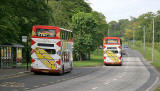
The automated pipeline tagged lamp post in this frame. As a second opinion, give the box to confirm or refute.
[133,30,135,48]
[108,28,109,37]
[22,36,29,70]
[143,26,146,55]
[143,16,148,56]
[152,18,155,63]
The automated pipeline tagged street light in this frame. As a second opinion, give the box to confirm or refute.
[133,30,135,48]
[143,16,148,55]
[108,28,109,37]
[143,26,146,55]
[152,18,155,63]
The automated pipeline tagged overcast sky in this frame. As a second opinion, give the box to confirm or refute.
[86,0,160,22]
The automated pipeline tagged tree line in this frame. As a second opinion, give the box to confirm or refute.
[108,11,160,44]
[0,0,109,61]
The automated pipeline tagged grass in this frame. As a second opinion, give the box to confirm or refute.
[73,49,104,67]
[12,63,31,68]
[133,43,160,70]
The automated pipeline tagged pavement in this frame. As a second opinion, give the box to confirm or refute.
[0,67,30,80]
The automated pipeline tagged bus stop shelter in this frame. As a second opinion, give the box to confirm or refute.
[0,43,24,68]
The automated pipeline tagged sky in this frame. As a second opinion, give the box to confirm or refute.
[86,0,160,22]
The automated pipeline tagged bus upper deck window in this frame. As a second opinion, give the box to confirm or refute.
[44,49,56,54]
[36,29,56,37]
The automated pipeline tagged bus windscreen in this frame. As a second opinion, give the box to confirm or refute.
[106,39,118,44]
[36,29,56,37]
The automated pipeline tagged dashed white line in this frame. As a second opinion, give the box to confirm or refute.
[104,82,110,85]
[118,76,122,78]
[92,87,98,90]
[113,78,117,81]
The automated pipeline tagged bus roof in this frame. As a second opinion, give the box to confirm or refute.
[60,28,72,32]
[104,37,121,40]
[33,25,72,32]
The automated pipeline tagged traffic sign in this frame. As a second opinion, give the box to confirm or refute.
[22,36,27,42]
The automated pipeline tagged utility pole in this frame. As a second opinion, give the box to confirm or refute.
[108,28,109,37]
[26,36,29,70]
[152,18,155,63]
[143,26,145,55]
[133,30,135,48]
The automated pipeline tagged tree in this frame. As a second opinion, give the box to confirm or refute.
[0,0,53,44]
[124,29,133,40]
[48,0,92,29]
[72,12,97,61]
[91,11,108,47]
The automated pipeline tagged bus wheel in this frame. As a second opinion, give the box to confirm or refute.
[60,65,64,75]
[119,63,122,66]
[69,63,73,72]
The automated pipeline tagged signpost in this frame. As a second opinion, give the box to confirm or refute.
[22,36,27,43]
[22,36,29,70]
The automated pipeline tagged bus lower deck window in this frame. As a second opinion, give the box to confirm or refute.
[111,50,118,54]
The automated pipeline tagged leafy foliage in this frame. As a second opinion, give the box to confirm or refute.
[0,0,53,44]
[91,11,108,46]
[124,29,133,40]
[48,0,92,29]
[72,12,97,61]
[0,0,109,62]
[108,10,160,43]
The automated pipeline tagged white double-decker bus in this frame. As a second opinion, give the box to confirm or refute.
[31,25,73,74]
[103,37,122,65]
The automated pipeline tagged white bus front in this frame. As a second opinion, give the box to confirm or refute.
[104,45,122,65]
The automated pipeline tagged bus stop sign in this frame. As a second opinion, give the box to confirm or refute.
[22,36,27,43]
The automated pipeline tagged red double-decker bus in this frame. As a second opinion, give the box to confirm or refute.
[103,37,122,65]
[31,25,73,74]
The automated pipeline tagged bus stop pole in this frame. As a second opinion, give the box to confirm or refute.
[26,36,29,70]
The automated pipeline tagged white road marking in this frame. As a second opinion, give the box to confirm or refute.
[113,78,117,81]
[92,87,98,90]
[104,82,110,85]
[118,76,122,78]
[146,77,159,91]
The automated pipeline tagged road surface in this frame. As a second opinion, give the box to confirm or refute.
[0,49,159,91]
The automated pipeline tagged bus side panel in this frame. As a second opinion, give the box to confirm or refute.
[61,40,73,72]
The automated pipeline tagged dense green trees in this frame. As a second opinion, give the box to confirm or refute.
[0,0,52,44]
[48,0,92,29]
[0,0,108,61]
[108,10,160,43]
[92,11,108,47]
[72,12,97,61]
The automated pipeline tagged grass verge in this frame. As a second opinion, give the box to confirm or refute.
[133,46,160,70]
[73,49,104,67]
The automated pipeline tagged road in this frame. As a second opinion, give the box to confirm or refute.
[0,49,159,91]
